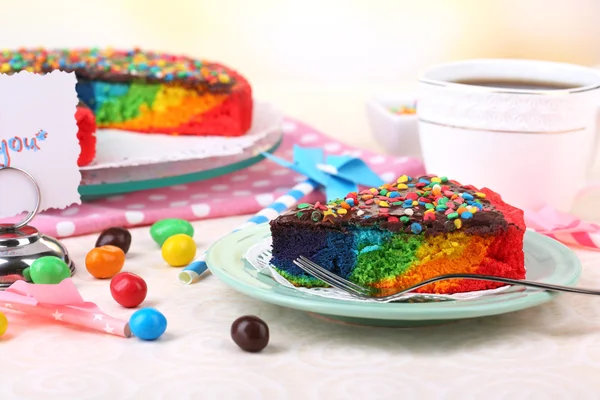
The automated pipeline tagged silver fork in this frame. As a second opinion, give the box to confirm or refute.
[293,255,600,302]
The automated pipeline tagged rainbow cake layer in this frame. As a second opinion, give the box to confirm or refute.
[0,48,252,137]
[269,175,526,294]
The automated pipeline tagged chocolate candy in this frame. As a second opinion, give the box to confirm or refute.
[85,245,125,279]
[29,256,71,284]
[96,227,132,254]
[231,315,269,352]
[22,267,31,281]
[129,308,167,341]
[110,272,148,308]
[0,311,7,337]
[150,218,194,246]
[161,234,196,267]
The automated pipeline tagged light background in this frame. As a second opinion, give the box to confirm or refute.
[1,0,600,150]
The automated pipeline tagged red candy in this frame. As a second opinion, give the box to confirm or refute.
[110,272,148,308]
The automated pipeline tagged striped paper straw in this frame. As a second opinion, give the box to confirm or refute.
[178,179,319,284]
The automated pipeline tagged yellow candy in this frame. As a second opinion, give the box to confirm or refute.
[0,311,7,337]
[379,201,390,207]
[323,210,335,218]
[218,74,231,84]
[397,184,408,190]
[337,208,347,215]
[475,192,486,198]
[412,201,419,206]
[161,234,197,267]
[0,63,10,73]
[431,177,442,183]
[454,219,462,229]
[397,175,408,183]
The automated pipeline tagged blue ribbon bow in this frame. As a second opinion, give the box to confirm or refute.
[263,145,384,201]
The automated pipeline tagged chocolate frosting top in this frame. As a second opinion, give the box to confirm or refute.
[272,174,509,236]
[0,48,236,93]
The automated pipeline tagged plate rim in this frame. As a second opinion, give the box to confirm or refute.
[206,224,582,321]
[78,138,282,199]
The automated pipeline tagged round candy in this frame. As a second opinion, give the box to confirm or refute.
[85,245,125,279]
[29,256,71,284]
[150,218,194,246]
[230,315,269,352]
[0,311,7,336]
[110,272,147,308]
[129,308,167,340]
[22,267,31,281]
[95,227,132,254]
[161,234,196,267]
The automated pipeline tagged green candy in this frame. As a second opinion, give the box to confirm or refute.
[30,256,70,284]
[22,267,31,281]
[150,218,194,246]
[447,212,459,220]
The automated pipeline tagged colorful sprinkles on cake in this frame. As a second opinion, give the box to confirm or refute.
[289,174,491,235]
[0,48,235,88]
[0,48,252,137]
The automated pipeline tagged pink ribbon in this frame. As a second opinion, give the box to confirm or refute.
[525,205,600,250]
[0,278,131,337]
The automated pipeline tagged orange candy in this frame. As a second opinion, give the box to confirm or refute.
[85,245,125,279]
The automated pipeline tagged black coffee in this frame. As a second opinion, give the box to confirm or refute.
[453,78,578,91]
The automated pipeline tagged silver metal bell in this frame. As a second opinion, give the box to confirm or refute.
[0,166,75,288]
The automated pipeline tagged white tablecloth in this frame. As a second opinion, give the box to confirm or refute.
[2,213,600,399]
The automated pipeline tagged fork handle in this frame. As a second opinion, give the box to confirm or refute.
[399,274,596,296]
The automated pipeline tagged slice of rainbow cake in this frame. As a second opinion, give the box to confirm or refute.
[269,175,526,294]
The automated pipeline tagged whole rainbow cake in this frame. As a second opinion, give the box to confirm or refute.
[0,48,253,165]
[269,174,526,294]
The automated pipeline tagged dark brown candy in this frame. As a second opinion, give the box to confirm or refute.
[230,315,269,353]
[95,227,132,254]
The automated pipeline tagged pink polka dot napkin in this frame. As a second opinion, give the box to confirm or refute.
[1,118,425,238]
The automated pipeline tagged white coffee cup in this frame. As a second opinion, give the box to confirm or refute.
[417,59,600,212]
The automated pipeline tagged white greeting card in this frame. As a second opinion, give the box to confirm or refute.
[0,71,81,218]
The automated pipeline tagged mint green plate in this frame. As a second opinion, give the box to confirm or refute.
[205,224,582,327]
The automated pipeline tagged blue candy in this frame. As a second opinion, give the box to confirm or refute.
[411,223,423,234]
[129,308,167,341]
[389,192,400,199]
[462,211,473,219]
[418,178,431,184]
[472,202,483,210]
[345,198,355,207]
[462,193,474,201]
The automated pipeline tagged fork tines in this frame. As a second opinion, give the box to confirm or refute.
[293,256,370,296]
